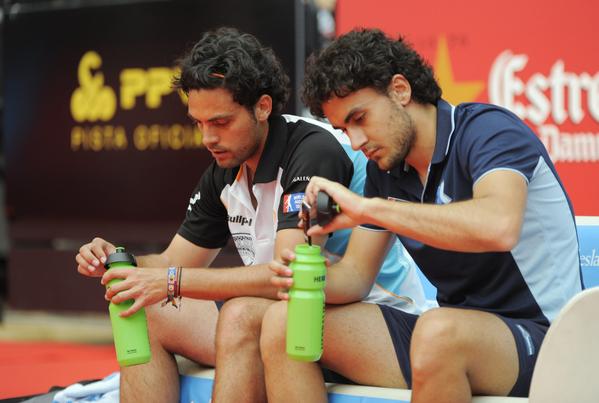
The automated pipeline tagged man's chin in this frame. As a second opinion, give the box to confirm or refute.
[213,157,240,169]
[375,158,392,171]
[376,157,402,172]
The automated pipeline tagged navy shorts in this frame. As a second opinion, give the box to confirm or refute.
[378,305,548,397]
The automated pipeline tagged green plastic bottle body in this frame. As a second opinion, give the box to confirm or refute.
[286,244,326,361]
[106,254,151,367]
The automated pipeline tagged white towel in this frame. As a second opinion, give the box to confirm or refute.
[52,372,119,403]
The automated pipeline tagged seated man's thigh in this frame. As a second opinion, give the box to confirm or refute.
[412,308,545,397]
[146,299,220,365]
[321,302,410,389]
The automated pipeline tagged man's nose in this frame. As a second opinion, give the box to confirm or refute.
[201,127,219,147]
[347,128,368,151]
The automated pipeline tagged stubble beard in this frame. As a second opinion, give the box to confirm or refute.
[214,120,263,169]
[378,103,416,171]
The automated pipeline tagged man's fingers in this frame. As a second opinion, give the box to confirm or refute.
[119,299,142,318]
[101,268,131,285]
[89,244,108,267]
[109,288,135,305]
[279,248,295,263]
[76,255,104,277]
[77,265,100,277]
[270,263,293,278]
[271,275,293,288]
[78,246,98,268]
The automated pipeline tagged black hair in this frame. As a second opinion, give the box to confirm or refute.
[302,28,441,117]
[173,27,290,114]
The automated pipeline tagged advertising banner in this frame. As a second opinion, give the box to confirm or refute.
[4,0,296,221]
[337,0,598,216]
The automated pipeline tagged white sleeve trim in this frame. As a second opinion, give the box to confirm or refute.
[358,224,389,232]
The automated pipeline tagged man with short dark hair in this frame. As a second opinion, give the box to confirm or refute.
[75,27,426,402]
[263,28,582,402]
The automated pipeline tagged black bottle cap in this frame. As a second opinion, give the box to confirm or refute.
[316,191,338,227]
[104,247,137,269]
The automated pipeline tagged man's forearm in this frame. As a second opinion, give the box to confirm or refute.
[136,253,171,267]
[177,263,278,301]
[324,259,377,304]
[364,197,518,252]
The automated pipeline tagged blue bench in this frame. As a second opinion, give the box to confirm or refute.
[577,216,599,289]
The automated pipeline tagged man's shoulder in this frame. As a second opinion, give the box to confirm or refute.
[276,114,350,159]
[452,102,538,151]
[454,102,529,133]
[280,114,350,146]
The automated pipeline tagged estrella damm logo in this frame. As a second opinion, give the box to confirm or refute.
[70,51,117,122]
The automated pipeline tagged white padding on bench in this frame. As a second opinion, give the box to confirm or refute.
[177,357,527,403]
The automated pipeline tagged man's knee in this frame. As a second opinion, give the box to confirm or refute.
[411,308,467,378]
[217,297,270,349]
[145,304,170,342]
[259,301,287,359]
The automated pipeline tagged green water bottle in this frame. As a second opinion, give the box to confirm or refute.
[105,247,151,366]
[286,243,326,361]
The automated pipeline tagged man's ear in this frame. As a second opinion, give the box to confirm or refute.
[388,74,412,106]
[254,94,273,122]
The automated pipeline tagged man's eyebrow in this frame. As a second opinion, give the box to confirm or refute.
[344,107,362,124]
[329,106,364,131]
[187,113,232,122]
[207,114,232,122]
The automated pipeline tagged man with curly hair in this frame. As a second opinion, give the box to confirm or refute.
[264,28,582,402]
[75,27,426,402]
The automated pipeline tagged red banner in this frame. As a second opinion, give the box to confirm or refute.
[337,0,599,215]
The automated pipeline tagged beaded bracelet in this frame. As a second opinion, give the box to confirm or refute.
[161,266,183,308]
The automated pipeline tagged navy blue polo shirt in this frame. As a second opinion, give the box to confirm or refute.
[363,99,582,325]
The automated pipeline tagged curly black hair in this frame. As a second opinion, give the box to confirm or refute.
[302,28,441,117]
[173,27,290,114]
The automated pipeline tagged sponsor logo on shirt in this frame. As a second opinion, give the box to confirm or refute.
[187,191,201,211]
[291,175,311,183]
[228,215,253,226]
[283,192,305,213]
[231,232,255,265]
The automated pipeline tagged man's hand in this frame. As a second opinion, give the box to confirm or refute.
[269,249,295,301]
[304,176,368,235]
[76,237,117,277]
[101,267,166,317]
[269,248,332,301]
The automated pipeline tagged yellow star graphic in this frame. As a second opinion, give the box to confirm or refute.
[434,35,484,104]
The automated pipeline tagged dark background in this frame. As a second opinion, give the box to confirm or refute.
[1,0,322,312]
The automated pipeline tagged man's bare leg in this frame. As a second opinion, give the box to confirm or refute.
[410,307,519,403]
[120,299,219,403]
[260,301,405,403]
[212,297,275,403]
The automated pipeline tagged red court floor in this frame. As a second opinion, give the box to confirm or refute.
[0,341,118,399]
